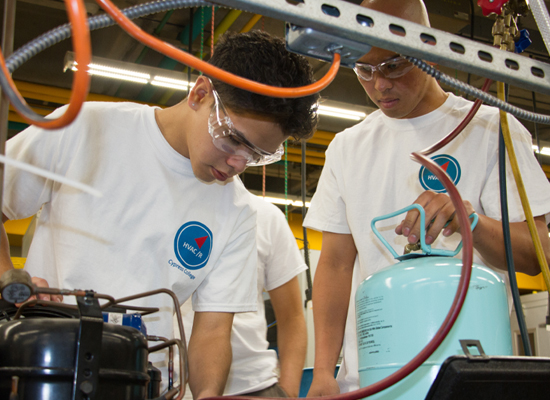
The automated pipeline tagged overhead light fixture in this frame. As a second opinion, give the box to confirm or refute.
[64,51,194,89]
[533,145,550,156]
[317,104,366,120]
[64,51,369,121]
[71,62,150,84]
[151,76,190,90]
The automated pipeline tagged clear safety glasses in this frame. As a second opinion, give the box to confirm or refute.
[208,86,284,167]
[353,56,415,82]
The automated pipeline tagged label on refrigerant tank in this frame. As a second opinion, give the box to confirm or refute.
[356,295,393,355]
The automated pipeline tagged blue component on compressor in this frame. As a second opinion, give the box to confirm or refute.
[515,29,532,53]
[102,312,147,337]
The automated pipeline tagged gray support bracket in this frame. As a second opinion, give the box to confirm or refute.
[72,292,104,400]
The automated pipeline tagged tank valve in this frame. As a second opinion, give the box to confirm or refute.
[404,242,422,254]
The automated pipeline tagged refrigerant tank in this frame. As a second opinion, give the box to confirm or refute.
[356,205,512,399]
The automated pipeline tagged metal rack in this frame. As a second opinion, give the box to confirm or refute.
[215,0,550,95]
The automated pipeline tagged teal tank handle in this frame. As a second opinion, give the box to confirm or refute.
[371,204,479,260]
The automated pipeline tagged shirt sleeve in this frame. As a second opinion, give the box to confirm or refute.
[191,203,258,313]
[259,203,308,291]
[303,136,351,234]
[3,105,73,220]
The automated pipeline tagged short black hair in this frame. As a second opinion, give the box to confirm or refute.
[207,30,319,140]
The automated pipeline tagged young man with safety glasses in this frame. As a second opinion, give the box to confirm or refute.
[0,30,318,399]
[304,0,550,396]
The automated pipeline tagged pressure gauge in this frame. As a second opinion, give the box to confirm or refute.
[0,269,33,303]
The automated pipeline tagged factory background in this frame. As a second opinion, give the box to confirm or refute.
[2,0,550,385]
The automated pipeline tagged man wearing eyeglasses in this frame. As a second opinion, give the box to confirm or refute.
[305,0,550,397]
[0,31,318,399]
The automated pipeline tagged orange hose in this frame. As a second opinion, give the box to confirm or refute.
[0,0,90,129]
[95,0,341,98]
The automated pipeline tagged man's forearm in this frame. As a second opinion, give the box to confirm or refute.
[269,276,308,397]
[311,262,352,375]
[187,312,233,399]
[277,314,307,397]
[188,341,231,399]
[473,214,550,276]
[311,232,356,376]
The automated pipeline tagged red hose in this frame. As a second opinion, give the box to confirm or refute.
[420,79,492,156]
[199,156,474,400]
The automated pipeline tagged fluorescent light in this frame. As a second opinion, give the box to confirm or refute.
[291,200,310,207]
[533,145,550,155]
[257,195,310,208]
[88,63,150,79]
[65,52,369,122]
[318,105,366,120]
[151,76,193,90]
[151,80,188,90]
[71,63,150,84]
[72,63,193,89]
[86,69,149,84]
[65,52,194,90]
[153,76,191,85]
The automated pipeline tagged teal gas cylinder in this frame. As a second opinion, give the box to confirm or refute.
[356,205,512,399]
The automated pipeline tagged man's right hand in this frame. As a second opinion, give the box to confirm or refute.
[307,373,340,397]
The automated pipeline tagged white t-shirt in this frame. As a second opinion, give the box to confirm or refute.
[3,101,258,349]
[303,93,550,392]
[180,193,308,396]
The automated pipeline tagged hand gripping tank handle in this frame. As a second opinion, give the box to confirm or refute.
[371,204,479,260]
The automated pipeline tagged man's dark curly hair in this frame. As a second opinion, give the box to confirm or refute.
[207,30,319,140]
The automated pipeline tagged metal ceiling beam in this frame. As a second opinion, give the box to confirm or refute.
[214,0,550,96]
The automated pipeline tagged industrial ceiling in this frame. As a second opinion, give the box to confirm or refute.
[1,0,550,210]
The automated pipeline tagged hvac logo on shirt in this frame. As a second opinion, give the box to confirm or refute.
[174,221,213,270]
[418,154,461,193]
